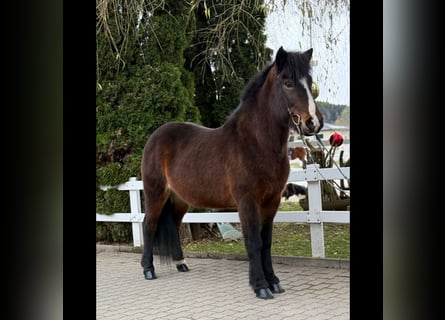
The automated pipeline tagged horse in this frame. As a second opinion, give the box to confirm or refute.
[291,147,307,162]
[282,183,307,201]
[140,46,323,299]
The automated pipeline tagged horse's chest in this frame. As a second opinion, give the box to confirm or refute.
[255,158,289,180]
[246,159,289,191]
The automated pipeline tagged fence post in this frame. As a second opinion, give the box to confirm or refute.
[306,164,325,258]
[128,177,144,247]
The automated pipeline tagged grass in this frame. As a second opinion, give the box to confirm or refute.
[183,200,350,259]
[97,200,350,260]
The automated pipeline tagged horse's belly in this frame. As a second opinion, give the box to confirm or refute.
[168,180,237,209]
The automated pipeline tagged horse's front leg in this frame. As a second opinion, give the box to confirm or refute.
[261,219,285,294]
[238,199,274,299]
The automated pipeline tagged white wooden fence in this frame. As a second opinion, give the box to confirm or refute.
[96,139,350,258]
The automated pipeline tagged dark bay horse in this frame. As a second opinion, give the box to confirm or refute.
[141,47,323,299]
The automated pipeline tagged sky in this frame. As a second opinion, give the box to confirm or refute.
[265,0,350,106]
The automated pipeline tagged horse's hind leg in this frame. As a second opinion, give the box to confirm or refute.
[141,188,190,278]
[170,192,190,272]
[140,185,169,280]
[141,214,157,279]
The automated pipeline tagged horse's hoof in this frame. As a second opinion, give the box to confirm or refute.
[143,268,157,280]
[255,288,274,299]
[270,283,285,293]
[176,263,190,272]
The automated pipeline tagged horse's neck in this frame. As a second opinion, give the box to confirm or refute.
[229,100,290,152]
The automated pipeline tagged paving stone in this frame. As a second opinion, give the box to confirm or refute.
[97,250,349,319]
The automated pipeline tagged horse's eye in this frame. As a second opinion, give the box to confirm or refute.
[283,81,294,88]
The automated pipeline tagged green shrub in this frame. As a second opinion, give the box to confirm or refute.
[96,222,132,244]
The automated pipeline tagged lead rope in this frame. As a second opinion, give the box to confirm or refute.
[314,134,349,181]
[295,132,349,193]
[288,110,348,187]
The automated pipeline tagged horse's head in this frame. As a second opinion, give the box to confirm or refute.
[274,47,324,136]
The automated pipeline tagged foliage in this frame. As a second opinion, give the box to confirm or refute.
[96,0,200,242]
[186,0,272,127]
[96,0,350,242]
[316,100,347,124]
[96,222,133,244]
[96,0,350,103]
[96,189,129,215]
[96,0,200,180]
[334,105,350,126]
[300,137,350,204]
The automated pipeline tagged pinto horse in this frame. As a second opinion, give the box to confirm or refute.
[141,47,323,299]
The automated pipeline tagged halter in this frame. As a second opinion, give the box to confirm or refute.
[287,108,302,135]
[276,72,305,136]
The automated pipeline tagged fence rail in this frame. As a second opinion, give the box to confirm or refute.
[97,152,350,258]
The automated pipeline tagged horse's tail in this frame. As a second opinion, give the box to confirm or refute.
[153,196,182,264]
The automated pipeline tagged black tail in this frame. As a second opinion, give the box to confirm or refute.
[153,197,182,264]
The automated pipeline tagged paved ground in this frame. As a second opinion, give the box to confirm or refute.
[96,248,349,320]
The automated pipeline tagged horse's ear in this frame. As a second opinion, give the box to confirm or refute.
[275,46,287,72]
[302,48,313,62]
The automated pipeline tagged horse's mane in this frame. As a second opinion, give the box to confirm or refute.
[240,64,274,102]
[240,50,311,102]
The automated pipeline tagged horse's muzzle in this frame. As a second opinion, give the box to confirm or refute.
[301,117,323,136]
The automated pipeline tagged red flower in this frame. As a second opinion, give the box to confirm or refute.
[329,131,344,147]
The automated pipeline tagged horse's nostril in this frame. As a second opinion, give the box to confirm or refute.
[305,118,315,130]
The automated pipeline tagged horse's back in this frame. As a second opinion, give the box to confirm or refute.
[144,121,210,146]
[143,122,216,161]
[142,122,237,208]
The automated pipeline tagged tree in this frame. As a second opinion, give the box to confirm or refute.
[334,106,350,127]
[96,0,200,242]
[96,0,350,242]
[97,0,200,181]
[316,101,347,124]
[97,1,350,102]
[185,0,272,127]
